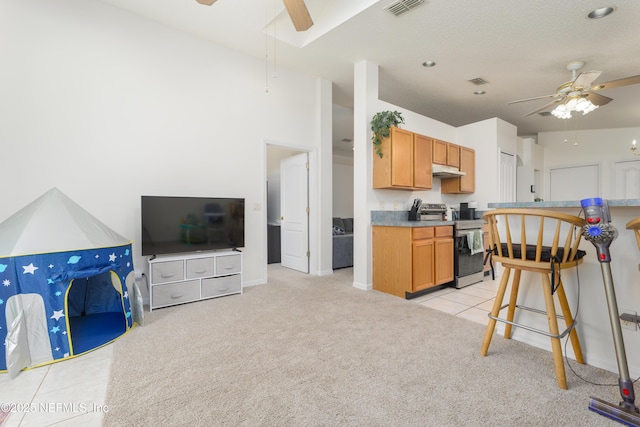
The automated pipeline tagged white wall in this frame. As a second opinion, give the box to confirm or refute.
[0,0,330,289]
[538,127,640,199]
[516,137,537,202]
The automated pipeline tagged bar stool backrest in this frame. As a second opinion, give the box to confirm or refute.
[626,216,640,252]
[483,209,586,272]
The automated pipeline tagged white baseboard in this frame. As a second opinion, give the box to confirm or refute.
[353,281,371,291]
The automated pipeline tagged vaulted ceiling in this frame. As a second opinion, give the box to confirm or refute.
[98,0,640,151]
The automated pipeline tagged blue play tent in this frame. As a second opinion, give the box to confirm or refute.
[0,188,139,377]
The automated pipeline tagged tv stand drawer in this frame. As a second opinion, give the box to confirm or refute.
[151,260,184,284]
[202,275,242,298]
[152,280,200,308]
[215,254,241,275]
[186,257,214,279]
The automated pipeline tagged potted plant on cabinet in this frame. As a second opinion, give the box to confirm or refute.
[370,110,405,158]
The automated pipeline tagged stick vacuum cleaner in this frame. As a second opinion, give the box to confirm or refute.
[581,197,640,426]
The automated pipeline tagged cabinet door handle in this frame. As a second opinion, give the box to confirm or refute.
[161,273,175,278]
[194,269,207,274]
[170,293,184,299]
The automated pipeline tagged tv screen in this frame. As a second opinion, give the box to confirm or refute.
[141,196,245,256]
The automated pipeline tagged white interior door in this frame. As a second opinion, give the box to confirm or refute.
[499,151,516,202]
[280,152,309,273]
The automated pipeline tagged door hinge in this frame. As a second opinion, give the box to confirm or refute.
[306,250,310,257]
[306,162,310,170]
[306,207,310,215]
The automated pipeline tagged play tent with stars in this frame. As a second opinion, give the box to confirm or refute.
[0,188,140,377]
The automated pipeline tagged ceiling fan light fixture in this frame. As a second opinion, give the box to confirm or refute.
[551,96,598,119]
[551,104,571,119]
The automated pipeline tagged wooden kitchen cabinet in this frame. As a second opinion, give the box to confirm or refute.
[413,133,433,189]
[447,143,460,167]
[372,225,454,298]
[433,140,460,167]
[441,146,475,194]
[432,139,447,165]
[434,226,454,284]
[373,127,432,190]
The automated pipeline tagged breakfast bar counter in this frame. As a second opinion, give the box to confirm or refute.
[483,199,640,379]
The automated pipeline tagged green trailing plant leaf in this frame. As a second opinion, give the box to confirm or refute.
[370,110,405,158]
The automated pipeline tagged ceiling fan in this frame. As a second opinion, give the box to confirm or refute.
[195,0,313,32]
[509,61,640,117]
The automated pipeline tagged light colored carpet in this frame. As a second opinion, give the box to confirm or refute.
[103,265,630,426]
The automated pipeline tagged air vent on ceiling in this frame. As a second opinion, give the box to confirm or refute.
[468,77,489,86]
[385,0,425,16]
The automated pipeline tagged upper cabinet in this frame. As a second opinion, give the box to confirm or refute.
[372,126,474,193]
[432,139,447,165]
[447,143,460,167]
[441,146,475,194]
[413,133,433,189]
[433,140,459,167]
[373,127,432,190]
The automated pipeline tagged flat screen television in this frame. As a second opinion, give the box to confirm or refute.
[141,196,245,257]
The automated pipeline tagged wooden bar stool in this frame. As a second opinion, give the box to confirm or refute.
[481,209,587,389]
[626,216,640,250]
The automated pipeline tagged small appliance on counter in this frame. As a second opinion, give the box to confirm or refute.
[409,200,447,221]
[458,202,478,220]
[418,203,447,221]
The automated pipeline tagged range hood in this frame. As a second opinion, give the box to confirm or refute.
[432,163,466,178]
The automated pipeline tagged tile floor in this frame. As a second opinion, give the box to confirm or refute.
[410,276,499,325]
[0,345,112,427]
[0,273,499,427]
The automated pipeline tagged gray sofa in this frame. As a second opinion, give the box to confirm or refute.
[333,217,353,269]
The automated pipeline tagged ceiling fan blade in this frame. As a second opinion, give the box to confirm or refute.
[571,71,601,90]
[591,74,640,91]
[195,0,217,5]
[282,0,314,31]
[584,92,613,106]
[508,93,560,105]
[523,98,563,117]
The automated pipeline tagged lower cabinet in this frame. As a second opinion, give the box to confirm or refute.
[148,251,242,311]
[372,225,454,298]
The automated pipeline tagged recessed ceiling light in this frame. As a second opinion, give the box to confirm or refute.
[422,61,436,67]
[588,6,614,19]
[474,90,486,95]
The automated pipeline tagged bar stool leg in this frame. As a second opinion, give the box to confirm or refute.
[481,267,511,356]
[541,273,567,389]
[555,280,585,364]
[504,268,521,339]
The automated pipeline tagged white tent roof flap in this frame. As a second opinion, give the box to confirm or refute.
[0,188,129,256]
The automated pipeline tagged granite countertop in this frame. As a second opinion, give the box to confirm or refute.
[371,210,454,227]
[488,199,640,209]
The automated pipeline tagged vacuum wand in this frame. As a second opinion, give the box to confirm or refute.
[581,198,639,425]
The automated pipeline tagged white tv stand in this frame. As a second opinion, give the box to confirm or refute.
[148,250,242,311]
